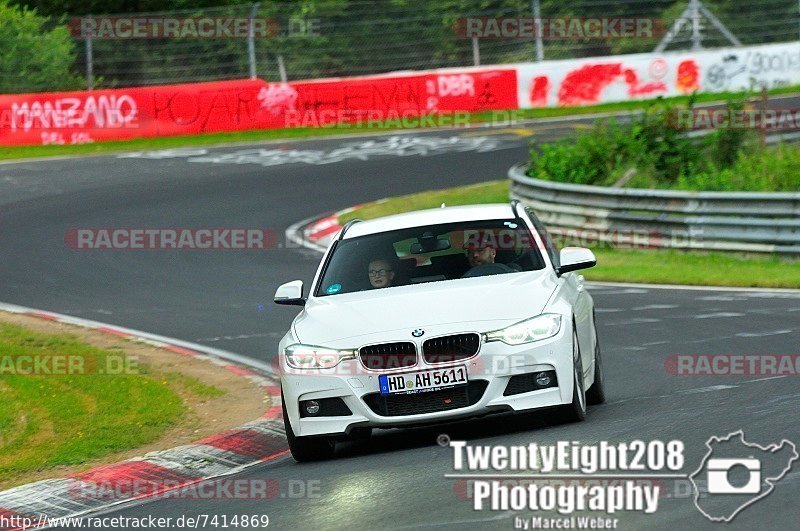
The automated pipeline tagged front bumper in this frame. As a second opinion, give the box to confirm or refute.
[281,327,574,437]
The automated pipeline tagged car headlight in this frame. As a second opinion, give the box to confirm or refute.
[284,343,356,369]
[484,314,562,345]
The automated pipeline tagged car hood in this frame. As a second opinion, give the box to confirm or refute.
[293,270,557,345]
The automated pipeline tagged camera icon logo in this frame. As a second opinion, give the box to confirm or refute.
[706,457,760,494]
[690,430,798,522]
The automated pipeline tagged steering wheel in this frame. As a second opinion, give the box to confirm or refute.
[461,263,515,278]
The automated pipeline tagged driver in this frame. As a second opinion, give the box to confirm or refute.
[464,244,497,267]
[462,243,516,277]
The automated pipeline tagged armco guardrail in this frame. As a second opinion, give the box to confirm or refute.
[509,164,800,254]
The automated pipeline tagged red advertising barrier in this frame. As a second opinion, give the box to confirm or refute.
[0,69,517,146]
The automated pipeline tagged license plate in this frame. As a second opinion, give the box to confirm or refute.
[379,365,468,395]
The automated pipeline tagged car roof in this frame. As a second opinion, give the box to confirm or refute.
[342,203,517,239]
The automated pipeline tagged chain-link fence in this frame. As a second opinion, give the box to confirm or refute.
[8,0,800,92]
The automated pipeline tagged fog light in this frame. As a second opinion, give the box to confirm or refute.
[535,372,552,387]
[304,400,320,416]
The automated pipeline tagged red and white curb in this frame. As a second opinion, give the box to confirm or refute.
[286,201,383,254]
[0,302,287,530]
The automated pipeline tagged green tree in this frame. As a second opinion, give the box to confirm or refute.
[0,0,83,92]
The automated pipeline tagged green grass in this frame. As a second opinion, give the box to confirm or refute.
[2,84,799,162]
[0,323,213,484]
[165,371,226,399]
[339,181,510,223]
[589,248,800,288]
[338,180,800,288]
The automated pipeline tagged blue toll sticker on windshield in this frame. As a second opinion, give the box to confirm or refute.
[326,283,342,294]
[504,222,518,228]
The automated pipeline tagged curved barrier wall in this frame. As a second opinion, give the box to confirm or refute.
[1,41,799,146]
[509,164,800,255]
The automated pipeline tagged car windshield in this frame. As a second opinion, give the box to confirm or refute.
[315,218,545,296]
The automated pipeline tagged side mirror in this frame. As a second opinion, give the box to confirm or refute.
[274,280,306,306]
[557,247,596,276]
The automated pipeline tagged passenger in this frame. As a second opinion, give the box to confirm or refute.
[367,258,395,288]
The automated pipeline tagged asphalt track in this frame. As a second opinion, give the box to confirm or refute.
[1,109,799,530]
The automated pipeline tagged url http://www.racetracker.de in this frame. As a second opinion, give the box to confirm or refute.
[1,513,271,529]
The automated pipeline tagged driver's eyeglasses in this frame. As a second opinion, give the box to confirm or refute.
[368,269,392,277]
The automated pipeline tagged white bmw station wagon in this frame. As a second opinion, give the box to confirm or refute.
[275,202,605,461]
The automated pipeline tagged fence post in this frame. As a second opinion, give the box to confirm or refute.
[532,0,544,61]
[85,15,94,90]
[277,55,288,82]
[471,36,480,66]
[248,3,261,79]
[689,0,703,50]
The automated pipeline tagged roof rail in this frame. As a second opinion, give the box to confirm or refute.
[510,199,523,217]
[338,219,362,240]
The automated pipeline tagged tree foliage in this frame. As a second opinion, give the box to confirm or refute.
[0,0,83,92]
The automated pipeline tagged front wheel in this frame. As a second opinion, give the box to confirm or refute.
[282,391,336,462]
[561,327,587,422]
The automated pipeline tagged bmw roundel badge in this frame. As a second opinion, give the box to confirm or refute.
[412,328,425,338]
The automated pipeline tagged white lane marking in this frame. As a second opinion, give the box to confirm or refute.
[632,304,680,310]
[183,136,505,167]
[587,281,800,295]
[744,375,788,383]
[118,148,209,159]
[741,292,800,299]
[605,374,793,406]
[607,317,661,325]
[677,384,739,394]
[736,329,794,337]
[196,332,282,343]
[595,308,624,313]
[695,312,746,318]
[588,288,650,295]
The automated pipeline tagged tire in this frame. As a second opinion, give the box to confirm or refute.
[562,326,587,422]
[282,391,336,462]
[586,313,606,405]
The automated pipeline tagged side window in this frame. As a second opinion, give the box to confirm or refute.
[525,207,559,270]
